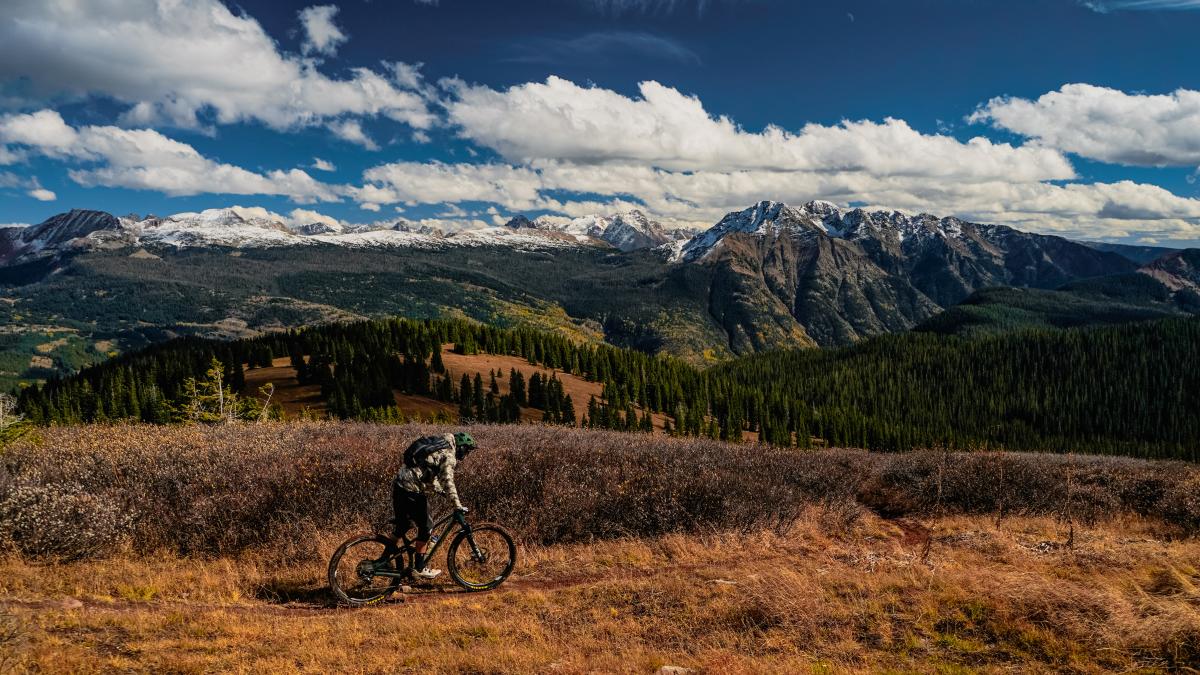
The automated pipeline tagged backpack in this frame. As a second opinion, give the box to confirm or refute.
[403,435,450,470]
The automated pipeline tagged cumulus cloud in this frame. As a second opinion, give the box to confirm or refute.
[362,76,1191,241]
[970,84,1200,167]
[351,157,1200,240]
[329,119,379,150]
[354,161,545,209]
[0,169,55,201]
[299,5,347,56]
[0,110,342,202]
[0,0,434,133]
[444,77,1074,180]
[311,157,337,172]
[287,207,343,228]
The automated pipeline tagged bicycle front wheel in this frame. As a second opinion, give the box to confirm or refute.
[327,534,405,606]
[447,524,516,591]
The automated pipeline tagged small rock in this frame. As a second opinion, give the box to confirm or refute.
[659,666,692,674]
[710,578,738,586]
[60,597,83,610]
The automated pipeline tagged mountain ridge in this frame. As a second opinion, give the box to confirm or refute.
[2,199,1194,387]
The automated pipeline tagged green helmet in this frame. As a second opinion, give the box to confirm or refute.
[453,432,477,458]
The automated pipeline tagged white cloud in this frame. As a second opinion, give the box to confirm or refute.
[286,207,343,228]
[0,110,342,202]
[1083,0,1200,11]
[385,76,1200,242]
[445,77,1074,181]
[311,157,337,172]
[330,119,379,150]
[354,161,545,209]
[0,0,434,133]
[352,157,1200,243]
[971,84,1200,167]
[299,5,347,56]
[0,168,55,201]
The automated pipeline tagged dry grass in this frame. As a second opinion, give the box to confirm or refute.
[1,422,1199,671]
[1,513,1199,673]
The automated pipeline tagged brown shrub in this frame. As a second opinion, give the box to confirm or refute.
[1,422,1197,561]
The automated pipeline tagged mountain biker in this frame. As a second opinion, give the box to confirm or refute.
[388,431,477,580]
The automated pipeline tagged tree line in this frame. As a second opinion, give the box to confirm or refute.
[14,315,1200,460]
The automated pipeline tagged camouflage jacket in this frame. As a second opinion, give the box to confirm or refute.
[394,433,462,508]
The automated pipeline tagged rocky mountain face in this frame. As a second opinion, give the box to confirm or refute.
[679,201,1139,346]
[0,209,126,264]
[1141,249,1200,301]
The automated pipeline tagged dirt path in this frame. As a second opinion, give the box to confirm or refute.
[0,570,618,618]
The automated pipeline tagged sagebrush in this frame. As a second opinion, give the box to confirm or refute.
[1,422,1197,560]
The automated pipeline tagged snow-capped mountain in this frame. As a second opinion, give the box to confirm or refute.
[0,209,126,262]
[504,209,683,252]
[678,201,823,262]
[0,205,697,267]
[0,207,593,265]
[1,200,1173,377]
[673,199,1139,347]
[291,220,345,236]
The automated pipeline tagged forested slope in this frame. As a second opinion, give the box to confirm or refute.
[16,316,1200,459]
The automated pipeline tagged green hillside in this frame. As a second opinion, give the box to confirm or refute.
[917,272,1196,337]
[18,314,1200,460]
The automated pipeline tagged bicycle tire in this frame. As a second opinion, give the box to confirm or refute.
[327,534,405,606]
[446,523,517,591]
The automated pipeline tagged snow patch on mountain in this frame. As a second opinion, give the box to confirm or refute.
[503,209,683,251]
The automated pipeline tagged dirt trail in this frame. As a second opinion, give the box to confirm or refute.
[2,516,940,619]
[0,570,616,618]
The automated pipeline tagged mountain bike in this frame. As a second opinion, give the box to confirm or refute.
[327,508,516,606]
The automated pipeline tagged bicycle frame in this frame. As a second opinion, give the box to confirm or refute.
[373,509,474,579]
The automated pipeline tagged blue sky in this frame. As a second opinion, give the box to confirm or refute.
[2,0,1200,244]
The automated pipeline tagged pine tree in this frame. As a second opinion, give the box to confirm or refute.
[510,369,527,406]
[561,395,576,426]
[473,373,486,418]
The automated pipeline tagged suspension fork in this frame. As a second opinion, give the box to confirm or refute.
[455,511,485,559]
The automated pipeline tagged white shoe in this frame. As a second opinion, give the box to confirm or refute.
[412,567,442,580]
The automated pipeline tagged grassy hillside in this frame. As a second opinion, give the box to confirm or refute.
[243,348,678,434]
[1,422,1198,671]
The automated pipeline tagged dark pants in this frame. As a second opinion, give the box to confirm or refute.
[392,482,431,541]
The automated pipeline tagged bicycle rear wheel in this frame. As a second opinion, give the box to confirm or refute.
[447,524,516,591]
[328,534,406,606]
